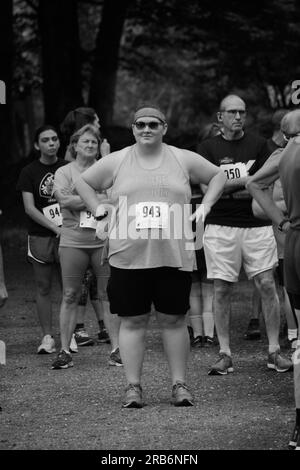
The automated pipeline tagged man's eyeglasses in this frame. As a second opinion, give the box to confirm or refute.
[221,110,246,117]
[134,121,164,130]
[283,132,300,142]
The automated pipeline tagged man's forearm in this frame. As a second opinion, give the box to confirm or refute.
[247,181,283,225]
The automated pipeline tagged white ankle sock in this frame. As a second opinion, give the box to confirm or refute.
[288,329,298,341]
[203,311,214,338]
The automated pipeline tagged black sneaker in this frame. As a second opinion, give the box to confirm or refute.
[191,335,204,348]
[288,424,300,449]
[204,336,218,347]
[74,328,94,346]
[267,350,293,373]
[51,350,73,370]
[98,328,111,344]
[244,318,261,340]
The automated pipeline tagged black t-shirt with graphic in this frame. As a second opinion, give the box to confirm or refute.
[197,132,271,227]
[16,159,67,236]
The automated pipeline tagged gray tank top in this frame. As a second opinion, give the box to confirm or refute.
[107,144,194,271]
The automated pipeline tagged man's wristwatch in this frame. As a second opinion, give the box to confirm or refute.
[277,218,289,232]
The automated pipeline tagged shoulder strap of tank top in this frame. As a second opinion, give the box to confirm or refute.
[112,145,133,183]
[69,161,81,187]
[167,145,190,181]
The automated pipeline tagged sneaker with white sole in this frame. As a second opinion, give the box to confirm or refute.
[267,350,293,373]
[208,353,234,375]
[37,335,56,354]
[109,347,123,367]
[74,328,94,346]
[288,424,300,449]
[69,334,78,353]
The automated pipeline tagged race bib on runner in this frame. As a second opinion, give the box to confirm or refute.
[135,202,169,229]
[43,203,62,226]
[220,162,247,180]
[245,160,255,172]
[79,210,98,229]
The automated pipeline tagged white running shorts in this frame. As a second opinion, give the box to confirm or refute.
[203,224,278,282]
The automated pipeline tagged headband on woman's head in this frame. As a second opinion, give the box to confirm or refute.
[133,107,166,123]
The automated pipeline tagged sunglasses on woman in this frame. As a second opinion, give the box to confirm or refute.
[134,121,164,130]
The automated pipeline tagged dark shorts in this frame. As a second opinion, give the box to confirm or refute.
[27,235,60,265]
[284,229,300,299]
[107,266,192,317]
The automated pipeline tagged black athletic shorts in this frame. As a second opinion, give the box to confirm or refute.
[284,229,300,301]
[107,266,192,317]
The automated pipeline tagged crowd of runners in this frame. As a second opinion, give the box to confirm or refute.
[7,96,300,449]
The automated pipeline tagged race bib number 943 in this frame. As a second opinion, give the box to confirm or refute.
[43,203,62,226]
[220,162,247,180]
[135,202,169,229]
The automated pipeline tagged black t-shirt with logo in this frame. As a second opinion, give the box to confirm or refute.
[197,132,271,227]
[17,158,67,236]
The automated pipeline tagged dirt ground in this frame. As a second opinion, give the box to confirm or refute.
[0,236,296,451]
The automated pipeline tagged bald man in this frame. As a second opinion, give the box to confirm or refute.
[198,94,292,376]
[247,109,300,449]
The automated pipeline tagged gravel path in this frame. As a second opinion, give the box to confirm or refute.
[0,243,295,450]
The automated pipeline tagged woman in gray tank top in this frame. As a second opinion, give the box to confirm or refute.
[75,105,227,408]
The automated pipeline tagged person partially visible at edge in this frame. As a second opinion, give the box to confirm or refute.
[51,124,114,370]
[0,242,8,308]
[74,104,227,409]
[197,94,292,376]
[246,109,300,451]
[245,108,289,341]
[251,109,297,352]
[16,125,66,354]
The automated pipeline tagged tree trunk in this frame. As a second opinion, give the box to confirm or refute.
[0,0,13,168]
[38,0,83,126]
[89,0,132,130]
